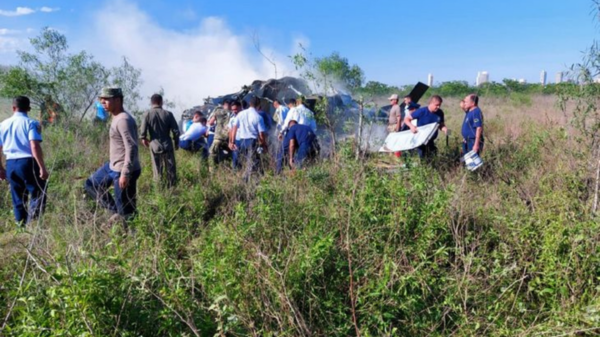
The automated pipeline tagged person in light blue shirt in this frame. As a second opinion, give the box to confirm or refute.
[0,96,49,226]
[230,97,268,178]
[272,99,289,133]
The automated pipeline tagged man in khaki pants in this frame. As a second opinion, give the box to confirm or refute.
[387,94,401,133]
[140,94,180,187]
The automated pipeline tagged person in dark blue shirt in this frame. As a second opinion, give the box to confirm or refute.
[287,120,318,169]
[461,94,484,154]
[404,95,448,158]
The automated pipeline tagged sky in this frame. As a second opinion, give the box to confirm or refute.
[0,0,598,108]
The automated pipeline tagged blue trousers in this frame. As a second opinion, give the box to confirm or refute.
[294,142,317,169]
[233,139,261,179]
[462,138,484,154]
[84,162,141,217]
[180,139,208,159]
[6,158,47,224]
[276,144,288,174]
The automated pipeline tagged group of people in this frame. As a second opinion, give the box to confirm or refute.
[0,87,483,227]
[386,93,484,158]
[0,88,322,226]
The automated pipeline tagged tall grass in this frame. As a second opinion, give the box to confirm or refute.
[0,95,598,336]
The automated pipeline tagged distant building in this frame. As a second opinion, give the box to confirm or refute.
[476,71,489,86]
[540,70,547,86]
[518,79,527,84]
[556,72,563,84]
[427,73,434,87]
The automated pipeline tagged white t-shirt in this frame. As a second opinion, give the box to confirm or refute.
[233,107,266,140]
[282,104,317,133]
[180,123,208,142]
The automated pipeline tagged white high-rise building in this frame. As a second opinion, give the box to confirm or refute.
[556,72,563,84]
[476,71,489,86]
[427,73,434,87]
[540,70,547,86]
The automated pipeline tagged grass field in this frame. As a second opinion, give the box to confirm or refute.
[0,94,598,336]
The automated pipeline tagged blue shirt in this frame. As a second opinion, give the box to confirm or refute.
[0,112,43,160]
[411,107,445,140]
[462,107,483,139]
[95,101,107,121]
[234,107,266,140]
[287,123,316,147]
[257,110,273,131]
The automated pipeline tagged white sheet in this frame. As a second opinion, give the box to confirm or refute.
[379,123,439,152]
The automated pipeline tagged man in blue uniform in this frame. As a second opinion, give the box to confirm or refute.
[404,95,448,158]
[461,94,484,154]
[287,120,318,169]
[230,97,267,179]
[0,96,49,226]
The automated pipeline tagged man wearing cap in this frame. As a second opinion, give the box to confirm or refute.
[287,119,318,170]
[84,87,141,220]
[140,94,180,187]
[461,94,484,154]
[0,96,49,226]
[404,95,448,158]
[388,94,401,133]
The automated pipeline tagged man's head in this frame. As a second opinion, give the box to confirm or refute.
[199,116,207,125]
[13,96,31,113]
[249,96,261,108]
[288,119,298,128]
[463,94,479,111]
[403,95,412,105]
[427,95,443,113]
[388,94,399,105]
[151,94,163,107]
[459,99,467,112]
[223,99,231,110]
[273,99,281,109]
[286,98,296,109]
[192,111,202,123]
[99,87,124,114]
[230,101,241,114]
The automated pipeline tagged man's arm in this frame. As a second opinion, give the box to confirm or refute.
[258,132,267,148]
[0,145,5,180]
[404,115,417,134]
[289,139,296,168]
[30,141,49,180]
[118,119,137,188]
[139,113,149,148]
[168,113,181,149]
[473,127,483,153]
[229,125,238,150]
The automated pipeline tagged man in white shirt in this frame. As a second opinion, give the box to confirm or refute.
[280,97,317,139]
[230,97,267,178]
[179,112,208,157]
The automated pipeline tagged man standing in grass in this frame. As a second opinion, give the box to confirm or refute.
[230,97,268,178]
[140,94,180,187]
[404,95,448,158]
[0,96,49,226]
[84,87,141,221]
[461,94,484,154]
[207,100,232,171]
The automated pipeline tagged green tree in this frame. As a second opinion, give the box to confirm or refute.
[315,52,365,93]
[0,27,142,120]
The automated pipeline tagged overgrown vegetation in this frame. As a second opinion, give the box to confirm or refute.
[0,96,598,336]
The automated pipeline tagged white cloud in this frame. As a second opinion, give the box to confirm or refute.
[39,7,60,13]
[0,7,35,17]
[0,28,19,35]
[83,0,300,116]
